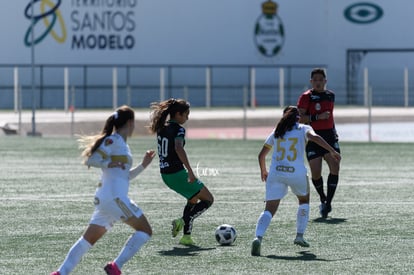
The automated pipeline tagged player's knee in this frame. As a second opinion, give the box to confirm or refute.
[298,196,309,204]
[145,227,153,237]
[204,199,213,208]
[264,210,273,218]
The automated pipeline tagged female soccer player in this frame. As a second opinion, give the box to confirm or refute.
[297,68,341,218]
[251,106,341,256]
[51,105,155,275]
[149,98,214,246]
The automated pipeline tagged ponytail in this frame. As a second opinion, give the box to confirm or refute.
[78,105,135,161]
[149,98,190,133]
[274,106,300,139]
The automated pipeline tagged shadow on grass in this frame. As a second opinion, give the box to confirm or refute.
[158,245,216,257]
[266,251,352,262]
[312,217,348,224]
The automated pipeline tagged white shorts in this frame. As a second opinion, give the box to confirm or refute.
[89,196,143,230]
[265,173,309,201]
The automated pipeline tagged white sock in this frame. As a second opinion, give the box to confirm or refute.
[255,210,272,238]
[58,237,92,275]
[114,231,151,269]
[296,204,309,235]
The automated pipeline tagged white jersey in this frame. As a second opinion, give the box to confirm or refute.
[86,133,133,202]
[263,123,312,200]
[264,123,312,178]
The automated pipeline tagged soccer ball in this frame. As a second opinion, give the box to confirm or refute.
[215,224,237,245]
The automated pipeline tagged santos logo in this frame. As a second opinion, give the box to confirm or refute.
[24,0,137,50]
[24,0,67,46]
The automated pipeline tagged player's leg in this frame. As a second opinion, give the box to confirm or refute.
[251,200,280,256]
[289,174,310,247]
[294,194,310,247]
[324,149,341,215]
[106,199,151,274]
[252,179,286,256]
[180,185,213,245]
[54,224,105,275]
[162,170,213,242]
[309,157,325,202]
[256,200,279,238]
[307,141,327,204]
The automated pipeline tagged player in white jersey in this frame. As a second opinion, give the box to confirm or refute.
[251,106,341,256]
[51,106,155,275]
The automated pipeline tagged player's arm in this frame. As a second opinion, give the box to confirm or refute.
[129,150,155,180]
[175,138,196,182]
[86,149,111,168]
[297,93,311,124]
[306,130,341,162]
[298,107,311,124]
[86,138,125,169]
[258,145,271,182]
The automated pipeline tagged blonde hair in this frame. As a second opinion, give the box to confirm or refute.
[78,105,134,161]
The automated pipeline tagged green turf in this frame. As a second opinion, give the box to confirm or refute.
[0,137,413,274]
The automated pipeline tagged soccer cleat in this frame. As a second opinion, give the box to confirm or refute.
[326,204,332,215]
[294,237,310,247]
[179,234,195,246]
[319,202,328,218]
[171,218,184,238]
[50,272,60,275]
[104,262,122,275]
[251,237,261,256]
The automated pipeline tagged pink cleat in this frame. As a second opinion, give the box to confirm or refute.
[50,272,61,275]
[104,262,122,275]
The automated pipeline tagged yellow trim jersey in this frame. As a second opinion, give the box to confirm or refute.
[264,123,312,177]
[86,133,133,202]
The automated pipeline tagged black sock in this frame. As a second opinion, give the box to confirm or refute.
[182,203,195,219]
[183,200,212,235]
[326,174,339,206]
[312,177,326,203]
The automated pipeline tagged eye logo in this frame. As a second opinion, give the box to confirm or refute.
[344,2,383,24]
[24,0,67,47]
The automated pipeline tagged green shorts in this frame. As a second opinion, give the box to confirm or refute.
[161,169,204,200]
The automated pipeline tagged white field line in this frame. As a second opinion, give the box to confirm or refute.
[1,195,413,205]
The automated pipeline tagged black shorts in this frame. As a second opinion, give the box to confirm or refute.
[306,128,340,160]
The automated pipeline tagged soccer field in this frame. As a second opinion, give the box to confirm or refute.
[1,137,413,274]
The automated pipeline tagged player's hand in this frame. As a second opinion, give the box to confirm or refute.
[188,170,197,183]
[261,170,268,182]
[330,151,341,162]
[142,150,156,168]
[319,111,331,120]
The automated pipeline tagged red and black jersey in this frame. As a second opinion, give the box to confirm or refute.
[297,89,335,130]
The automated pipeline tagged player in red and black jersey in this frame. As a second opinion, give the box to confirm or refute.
[297,68,341,218]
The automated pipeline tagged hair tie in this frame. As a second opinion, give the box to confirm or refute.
[112,111,118,120]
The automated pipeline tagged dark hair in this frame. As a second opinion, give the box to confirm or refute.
[79,105,134,158]
[149,98,190,133]
[274,106,299,138]
[311,68,326,79]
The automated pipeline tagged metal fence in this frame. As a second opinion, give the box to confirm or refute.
[1,64,325,110]
[0,63,413,110]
